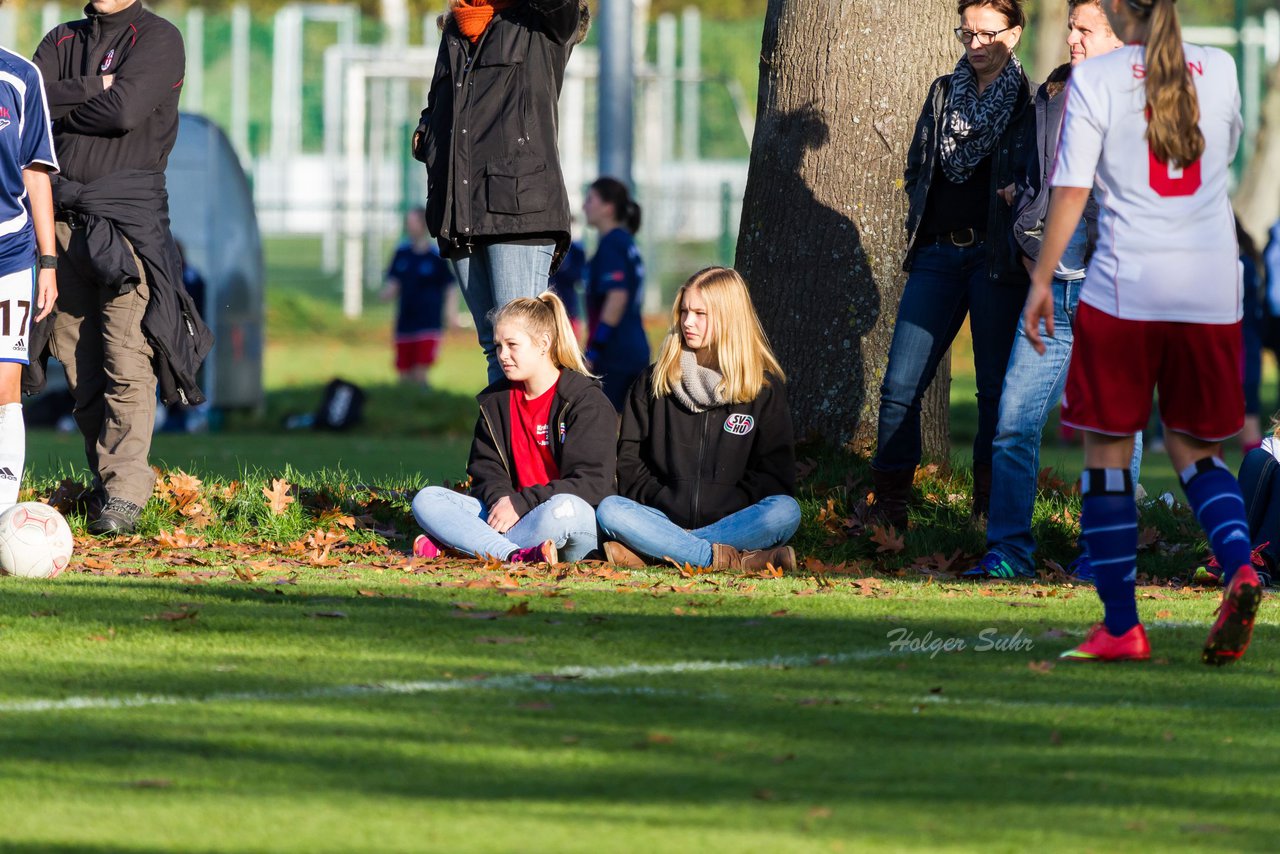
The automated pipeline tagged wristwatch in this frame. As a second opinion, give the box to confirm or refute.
[37,254,56,270]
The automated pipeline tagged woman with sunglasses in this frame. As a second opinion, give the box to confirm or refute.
[870,0,1033,531]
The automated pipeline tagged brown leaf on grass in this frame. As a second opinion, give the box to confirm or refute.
[517,700,554,711]
[318,509,357,529]
[1137,526,1162,550]
[123,779,173,789]
[752,788,776,801]
[868,524,905,554]
[912,462,941,486]
[1155,609,1172,618]
[80,556,112,571]
[46,478,91,513]
[29,609,58,618]
[263,479,295,515]
[1027,660,1055,674]
[679,563,716,578]
[505,601,530,617]
[744,563,784,579]
[645,732,675,745]
[851,577,883,597]
[768,609,791,617]
[168,471,203,496]
[88,628,116,642]
[807,806,833,819]
[1037,466,1067,494]
[155,528,206,550]
[474,635,528,644]
[306,611,348,619]
[144,609,198,622]
[233,566,257,583]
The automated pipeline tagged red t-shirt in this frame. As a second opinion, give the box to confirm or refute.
[510,382,561,488]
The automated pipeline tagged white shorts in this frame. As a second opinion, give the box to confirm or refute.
[0,266,35,365]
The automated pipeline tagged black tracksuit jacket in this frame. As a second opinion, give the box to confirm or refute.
[468,369,617,515]
[617,369,797,531]
[29,2,212,406]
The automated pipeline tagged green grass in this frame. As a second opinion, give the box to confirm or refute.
[8,236,1272,852]
[0,558,1275,852]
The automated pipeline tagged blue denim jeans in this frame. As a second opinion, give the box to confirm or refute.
[595,495,802,567]
[986,277,1143,572]
[411,486,598,561]
[874,242,1026,471]
[451,242,555,384]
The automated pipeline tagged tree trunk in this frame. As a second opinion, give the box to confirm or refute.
[1235,60,1280,247]
[735,0,955,459]
[1032,0,1069,81]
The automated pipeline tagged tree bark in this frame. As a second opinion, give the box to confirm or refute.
[735,0,956,459]
[1235,60,1280,247]
[1032,0,1069,80]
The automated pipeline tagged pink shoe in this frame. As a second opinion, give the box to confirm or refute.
[508,540,558,564]
[413,534,441,559]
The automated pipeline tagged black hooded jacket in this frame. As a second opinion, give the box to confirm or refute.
[468,369,617,515]
[617,368,796,531]
[415,0,584,269]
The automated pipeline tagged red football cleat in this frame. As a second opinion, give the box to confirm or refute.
[1060,623,1151,662]
[1202,565,1264,666]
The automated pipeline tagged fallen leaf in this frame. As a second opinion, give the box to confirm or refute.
[306,611,347,619]
[123,779,173,789]
[263,479,295,516]
[155,528,205,550]
[1155,609,1172,618]
[868,524,905,554]
[1028,660,1055,674]
[144,609,198,622]
[474,636,528,644]
[517,701,554,711]
[753,788,775,801]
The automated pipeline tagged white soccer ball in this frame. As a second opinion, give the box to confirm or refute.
[0,503,74,579]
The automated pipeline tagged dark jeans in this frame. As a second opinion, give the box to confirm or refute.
[1238,448,1280,566]
[874,241,1026,472]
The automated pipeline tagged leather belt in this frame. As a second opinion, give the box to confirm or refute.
[928,228,985,248]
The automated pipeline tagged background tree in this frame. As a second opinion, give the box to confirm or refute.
[735,0,956,455]
[1235,58,1280,247]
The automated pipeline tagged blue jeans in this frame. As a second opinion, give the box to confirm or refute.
[411,486,598,561]
[451,242,555,384]
[874,242,1026,471]
[595,495,802,567]
[986,277,1143,572]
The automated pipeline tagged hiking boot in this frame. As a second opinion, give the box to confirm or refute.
[1060,623,1151,662]
[740,545,796,573]
[869,465,913,530]
[960,551,1035,580]
[412,534,441,559]
[971,461,992,521]
[603,541,645,568]
[710,543,743,570]
[508,540,557,564]
[1202,565,1264,666]
[88,497,142,536]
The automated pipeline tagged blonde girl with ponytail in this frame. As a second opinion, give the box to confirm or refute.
[410,291,618,564]
[1026,0,1256,664]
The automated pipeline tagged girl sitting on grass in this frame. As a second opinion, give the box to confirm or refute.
[411,292,616,563]
[596,267,801,571]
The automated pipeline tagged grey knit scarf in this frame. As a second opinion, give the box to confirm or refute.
[938,52,1024,183]
[671,348,725,413]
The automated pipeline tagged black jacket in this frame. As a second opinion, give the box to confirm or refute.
[416,0,582,267]
[1012,64,1099,264]
[617,368,796,531]
[33,2,185,184]
[468,369,617,515]
[903,69,1034,284]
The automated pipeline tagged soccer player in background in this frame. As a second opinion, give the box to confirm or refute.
[0,44,58,511]
[1025,0,1259,664]
[381,209,456,389]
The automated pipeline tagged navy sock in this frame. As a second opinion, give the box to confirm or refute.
[1180,458,1251,586]
[1080,468,1140,636]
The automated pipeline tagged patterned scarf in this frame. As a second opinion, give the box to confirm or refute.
[938,52,1024,183]
[671,349,725,414]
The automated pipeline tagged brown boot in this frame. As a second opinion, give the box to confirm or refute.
[603,541,645,568]
[971,461,992,521]
[870,465,914,530]
[739,545,796,573]
[711,543,744,571]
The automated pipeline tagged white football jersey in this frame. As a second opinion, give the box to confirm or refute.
[1051,43,1242,323]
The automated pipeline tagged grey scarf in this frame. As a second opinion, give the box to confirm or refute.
[671,349,725,413]
[938,52,1024,183]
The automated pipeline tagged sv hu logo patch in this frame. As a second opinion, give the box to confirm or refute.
[723,414,754,436]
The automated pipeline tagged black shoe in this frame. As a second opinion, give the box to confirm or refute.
[88,497,143,536]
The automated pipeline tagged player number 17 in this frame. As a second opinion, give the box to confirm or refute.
[0,299,31,337]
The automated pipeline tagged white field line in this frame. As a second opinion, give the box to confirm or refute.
[0,648,894,714]
[0,621,1269,715]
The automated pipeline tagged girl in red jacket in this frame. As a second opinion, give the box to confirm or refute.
[596,267,801,571]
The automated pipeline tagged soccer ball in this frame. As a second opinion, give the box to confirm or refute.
[0,503,74,579]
